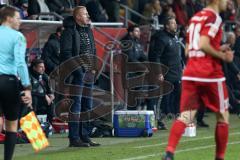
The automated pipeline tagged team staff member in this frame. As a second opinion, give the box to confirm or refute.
[0,6,32,160]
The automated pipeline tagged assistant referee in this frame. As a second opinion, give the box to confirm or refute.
[0,6,32,160]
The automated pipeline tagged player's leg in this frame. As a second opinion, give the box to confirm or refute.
[202,81,229,160]
[163,110,197,158]
[163,81,200,160]
[215,111,229,160]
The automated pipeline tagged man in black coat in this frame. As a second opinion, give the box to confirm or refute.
[41,26,63,75]
[149,16,183,115]
[60,6,99,147]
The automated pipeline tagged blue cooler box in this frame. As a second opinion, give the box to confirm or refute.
[114,111,155,137]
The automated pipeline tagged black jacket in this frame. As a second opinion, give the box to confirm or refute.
[121,35,147,63]
[30,69,53,112]
[60,16,97,77]
[42,33,60,74]
[28,0,48,16]
[30,70,53,97]
[148,30,183,82]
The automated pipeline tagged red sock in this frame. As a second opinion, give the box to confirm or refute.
[215,122,229,159]
[166,120,187,153]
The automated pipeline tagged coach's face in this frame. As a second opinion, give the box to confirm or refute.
[167,19,177,33]
[75,8,91,25]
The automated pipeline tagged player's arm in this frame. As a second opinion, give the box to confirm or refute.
[199,35,233,62]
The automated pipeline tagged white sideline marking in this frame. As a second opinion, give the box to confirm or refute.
[176,141,240,153]
[134,132,240,149]
[121,141,240,160]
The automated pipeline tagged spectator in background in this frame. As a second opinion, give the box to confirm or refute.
[41,26,64,75]
[46,0,76,18]
[173,0,189,27]
[86,0,108,22]
[139,0,151,15]
[122,25,147,64]
[236,0,240,20]
[30,59,54,123]
[16,0,28,19]
[99,0,120,22]
[233,27,240,86]
[234,25,240,53]
[194,0,206,12]
[121,25,147,110]
[223,0,236,21]
[186,0,196,18]
[28,0,50,19]
[158,1,175,25]
[141,0,161,25]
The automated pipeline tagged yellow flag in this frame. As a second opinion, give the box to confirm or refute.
[20,111,49,152]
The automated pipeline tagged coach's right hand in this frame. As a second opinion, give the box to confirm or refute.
[21,90,32,107]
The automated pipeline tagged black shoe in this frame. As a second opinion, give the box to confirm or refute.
[69,139,90,147]
[162,152,174,160]
[197,121,209,128]
[82,138,101,147]
[215,158,223,160]
[88,141,101,147]
[158,121,167,130]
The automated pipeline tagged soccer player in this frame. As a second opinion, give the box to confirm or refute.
[162,0,234,160]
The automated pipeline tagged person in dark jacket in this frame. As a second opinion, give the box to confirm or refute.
[46,0,76,17]
[41,26,63,75]
[86,0,108,22]
[149,16,183,115]
[60,6,100,147]
[122,25,147,63]
[121,25,147,110]
[28,0,50,19]
[30,59,54,123]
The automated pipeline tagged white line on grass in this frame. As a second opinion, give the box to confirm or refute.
[134,132,240,149]
[176,141,240,153]
[121,141,240,160]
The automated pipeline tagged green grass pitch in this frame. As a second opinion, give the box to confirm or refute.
[0,113,240,160]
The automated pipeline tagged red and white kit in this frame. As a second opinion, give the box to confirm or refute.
[181,8,229,113]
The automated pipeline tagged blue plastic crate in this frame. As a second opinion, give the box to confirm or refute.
[114,111,155,137]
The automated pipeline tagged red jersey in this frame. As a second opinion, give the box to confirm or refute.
[183,8,225,82]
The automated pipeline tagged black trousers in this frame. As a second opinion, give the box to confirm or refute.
[160,81,181,115]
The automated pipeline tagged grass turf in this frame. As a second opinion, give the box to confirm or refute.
[0,113,240,160]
